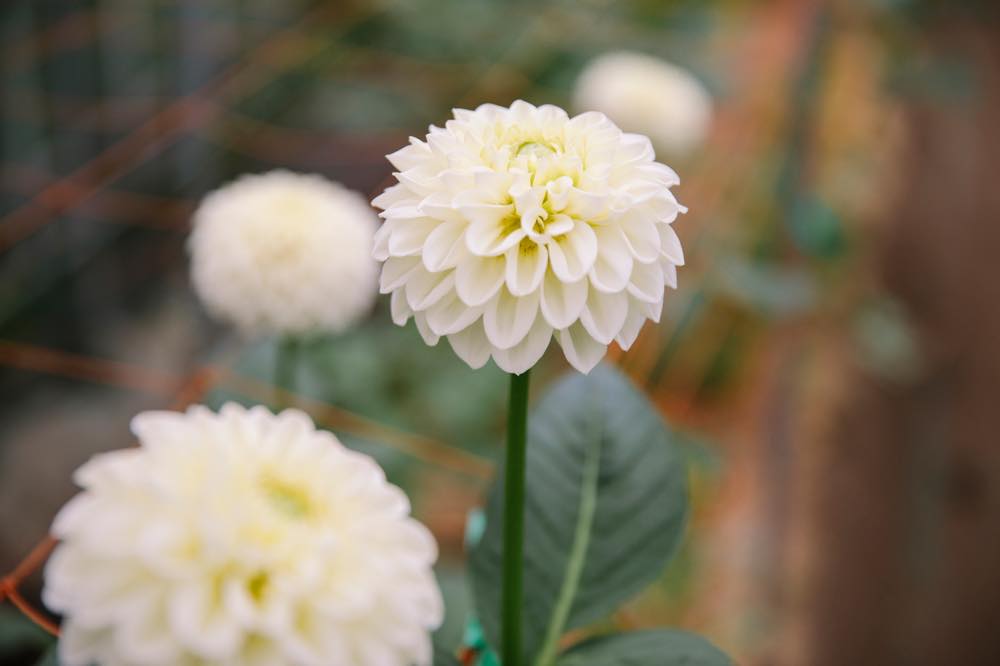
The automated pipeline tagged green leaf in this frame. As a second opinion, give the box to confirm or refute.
[557,630,732,666]
[470,365,689,665]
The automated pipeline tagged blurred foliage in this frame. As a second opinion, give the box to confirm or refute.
[0,608,53,665]
[853,295,922,383]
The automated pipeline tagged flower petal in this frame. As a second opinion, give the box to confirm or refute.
[640,190,685,224]
[505,242,548,296]
[545,176,574,212]
[615,299,648,351]
[422,219,467,271]
[589,225,633,293]
[627,260,664,303]
[396,170,437,198]
[638,162,680,187]
[379,257,422,293]
[372,183,413,210]
[372,222,392,261]
[390,290,412,326]
[387,217,440,257]
[483,287,539,350]
[565,188,609,221]
[455,255,505,307]
[447,321,491,369]
[620,213,661,263]
[492,316,552,374]
[464,207,524,257]
[458,202,512,227]
[470,170,514,202]
[404,269,454,310]
[169,582,243,660]
[543,213,574,237]
[617,133,655,165]
[386,138,432,171]
[425,294,483,336]
[580,289,628,345]
[512,185,546,231]
[662,260,678,289]
[638,297,663,323]
[557,323,607,374]
[658,224,685,266]
[540,272,588,329]
[547,221,597,283]
[414,313,440,346]
[419,193,466,224]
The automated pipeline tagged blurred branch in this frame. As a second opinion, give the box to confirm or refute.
[0,537,59,637]
[0,340,180,395]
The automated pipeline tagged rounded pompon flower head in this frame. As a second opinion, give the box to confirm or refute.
[373,100,686,375]
[189,170,379,336]
[43,403,443,666]
[573,52,712,157]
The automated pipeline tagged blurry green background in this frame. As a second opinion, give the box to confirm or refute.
[3,1,1000,665]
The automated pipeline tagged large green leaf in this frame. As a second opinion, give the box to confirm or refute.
[557,630,732,666]
[470,364,689,665]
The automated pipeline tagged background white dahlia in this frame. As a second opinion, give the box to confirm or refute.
[43,403,443,666]
[573,52,713,157]
[189,170,379,336]
[373,100,686,375]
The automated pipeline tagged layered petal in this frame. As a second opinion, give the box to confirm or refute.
[492,317,553,374]
[579,289,629,345]
[505,241,548,296]
[547,221,598,283]
[455,255,505,307]
[446,321,492,370]
[558,324,608,374]
[421,219,467,271]
[540,272,588,330]
[483,288,540,350]
[589,225,633,293]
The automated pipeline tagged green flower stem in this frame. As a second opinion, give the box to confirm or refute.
[274,336,299,409]
[502,369,531,666]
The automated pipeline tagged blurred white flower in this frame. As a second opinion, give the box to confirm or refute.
[373,100,686,375]
[189,170,378,336]
[573,52,712,157]
[44,403,443,666]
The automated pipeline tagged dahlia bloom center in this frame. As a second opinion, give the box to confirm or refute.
[460,142,607,291]
[260,474,314,520]
[242,199,319,265]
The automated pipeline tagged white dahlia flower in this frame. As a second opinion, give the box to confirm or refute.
[373,100,686,375]
[189,170,379,336]
[573,52,712,157]
[43,403,443,666]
